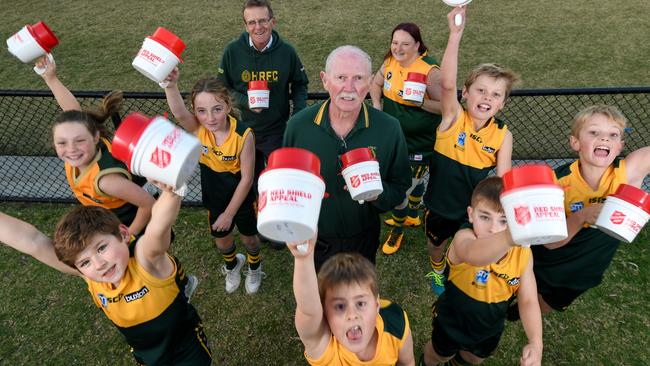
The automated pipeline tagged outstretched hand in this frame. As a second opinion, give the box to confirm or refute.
[447,6,467,31]
[520,343,542,366]
[35,54,56,79]
[287,236,317,258]
[161,67,180,88]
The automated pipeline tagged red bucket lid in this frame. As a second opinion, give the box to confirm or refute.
[27,21,59,52]
[612,184,650,214]
[406,72,427,84]
[111,112,154,169]
[265,147,321,177]
[248,80,268,90]
[149,27,185,61]
[340,147,376,170]
[502,164,557,193]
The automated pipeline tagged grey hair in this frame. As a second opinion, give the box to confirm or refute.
[324,45,372,75]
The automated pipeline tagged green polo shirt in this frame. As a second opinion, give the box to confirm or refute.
[283,100,411,238]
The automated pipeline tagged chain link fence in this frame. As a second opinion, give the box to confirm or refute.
[1,87,649,205]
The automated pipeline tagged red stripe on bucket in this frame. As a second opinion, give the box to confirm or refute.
[340,147,377,170]
[264,147,323,179]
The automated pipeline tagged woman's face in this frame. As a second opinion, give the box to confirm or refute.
[391,29,420,65]
[53,121,99,168]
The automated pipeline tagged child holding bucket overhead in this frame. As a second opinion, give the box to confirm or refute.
[34,56,155,237]
[515,105,650,317]
[423,6,517,295]
[162,68,264,294]
[421,177,542,366]
[287,237,415,365]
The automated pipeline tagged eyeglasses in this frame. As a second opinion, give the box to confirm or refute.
[245,17,272,27]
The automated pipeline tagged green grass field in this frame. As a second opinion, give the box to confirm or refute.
[1,0,650,365]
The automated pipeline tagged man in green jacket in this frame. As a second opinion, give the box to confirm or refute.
[284,45,411,271]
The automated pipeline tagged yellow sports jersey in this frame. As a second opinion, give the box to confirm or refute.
[197,115,252,174]
[533,158,627,290]
[434,245,530,343]
[424,109,508,219]
[382,54,437,108]
[306,300,409,366]
[65,138,131,210]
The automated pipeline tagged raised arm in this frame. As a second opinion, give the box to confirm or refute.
[287,238,331,359]
[98,173,155,236]
[134,186,182,279]
[35,55,81,111]
[623,146,650,188]
[0,212,79,275]
[438,6,467,133]
[162,67,201,133]
[517,259,543,366]
[211,132,255,232]
[420,66,442,114]
[370,65,386,110]
[448,227,516,267]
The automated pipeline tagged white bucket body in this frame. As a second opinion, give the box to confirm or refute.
[500,186,567,246]
[248,89,270,109]
[402,81,426,104]
[6,26,46,63]
[132,38,180,83]
[257,168,325,243]
[341,160,383,202]
[130,117,200,187]
[595,196,650,243]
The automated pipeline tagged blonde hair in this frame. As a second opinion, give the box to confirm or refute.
[570,105,627,138]
[463,63,520,99]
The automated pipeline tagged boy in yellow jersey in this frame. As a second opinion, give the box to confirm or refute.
[424,6,516,295]
[47,184,211,365]
[288,238,415,365]
[521,105,650,316]
[421,177,542,366]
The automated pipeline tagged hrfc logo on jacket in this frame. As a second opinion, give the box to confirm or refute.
[241,70,279,83]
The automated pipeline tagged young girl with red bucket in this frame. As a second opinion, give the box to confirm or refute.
[34,55,155,237]
[162,67,264,295]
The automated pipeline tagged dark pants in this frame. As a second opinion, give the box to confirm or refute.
[314,219,381,272]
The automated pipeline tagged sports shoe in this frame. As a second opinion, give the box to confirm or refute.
[426,271,446,296]
[384,216,421,227]
[381,231,404,255]
[184,274,199,302]
[244,264,267,294]
[221,253,245,294]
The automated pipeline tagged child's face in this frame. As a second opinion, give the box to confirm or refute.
[570,113,624,168]
[323,282,379,359]
[468,200,508,238]
[193,92,231,133]
[462,75,507,123]
[74,226,130,288]
[53,122,99,168]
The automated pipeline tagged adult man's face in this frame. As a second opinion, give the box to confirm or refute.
[321,52,371,115]
[243,6,276,50]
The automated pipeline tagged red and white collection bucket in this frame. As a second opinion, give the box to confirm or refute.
[340,148,383,202]
[257,148,326,243]
[112,112,200,188]
[248,80,270,109]
[6,21,59,63]
[500,164,567,246]
[402,72,427,104]
[132,27,185,84]
[595,184,650,243]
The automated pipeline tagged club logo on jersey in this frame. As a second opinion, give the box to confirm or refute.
[124,286,149,303]
[474,269,489,287]
[202,145,209,155]
[350,175,361,188]
[98,293,108,308]
[241,70,251,83]
[570,201,584,213]
[457,132,466,147]
[258,191,267,211]
[482,146,496,154]
[383,79,391,91]
[97,293,123,308]
[507,277,520,286]
[514,205,531,225]
[222,155,236,161]
[386,71,392,80]
[609,210,626,225]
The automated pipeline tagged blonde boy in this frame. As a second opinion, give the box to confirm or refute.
[423,6,517,294]
[289,240,415,365]
[530,105,650,313]
[423,177,542,366]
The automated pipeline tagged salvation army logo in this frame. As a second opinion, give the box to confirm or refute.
[258,191,267,212]
[150,147,171,168]
[514,205,531,225]
[405,88,412,95]
[609,210,626,225]
[350,175,361,188]
[249,96,256,104]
